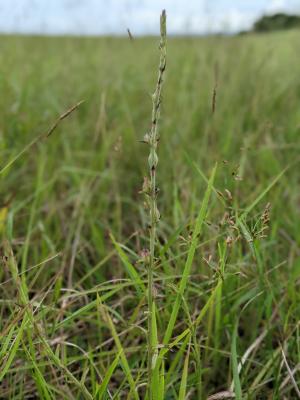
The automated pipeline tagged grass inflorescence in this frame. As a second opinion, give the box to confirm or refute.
[140,9,167,398]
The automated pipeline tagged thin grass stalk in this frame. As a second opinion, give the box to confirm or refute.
[141,10,167,399]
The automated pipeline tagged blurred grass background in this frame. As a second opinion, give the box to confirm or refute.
[0,30,299,398]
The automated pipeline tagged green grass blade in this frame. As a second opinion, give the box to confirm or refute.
[38,334,93,400]
[110,233,145,299]
[214,243,226,362]
[166,333,190,384]
[97,350,121,399]
[55,287,121,331]
[184,151,225,206]
[237,216,256,259]
[231,320,242,400]
[157,360,165,400]
[0,316,27,381]
[194,281,222,328]
[178,337,191,400]
[23,345,53,400]
[97,294,139,400]
[151,302,161,400]
[241,166,288,219]
[0,324,16,360]
[163,163,217,345]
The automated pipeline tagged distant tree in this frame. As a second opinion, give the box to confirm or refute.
[253,13,300,32]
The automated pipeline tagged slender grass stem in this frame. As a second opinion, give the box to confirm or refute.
[142,10,167,399]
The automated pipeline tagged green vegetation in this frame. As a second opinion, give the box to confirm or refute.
[253,13,300,32]
[0,20,300,399]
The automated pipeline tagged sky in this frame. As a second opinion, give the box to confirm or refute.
[0,0,299,36]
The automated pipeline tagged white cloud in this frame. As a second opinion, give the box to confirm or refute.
[267,0,300,13]
[267,0,287,12]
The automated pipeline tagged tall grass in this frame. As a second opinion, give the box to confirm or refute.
[0,12,299,400]
[141,9,166,398]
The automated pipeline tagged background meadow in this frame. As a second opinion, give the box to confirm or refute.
[0,27,300,399]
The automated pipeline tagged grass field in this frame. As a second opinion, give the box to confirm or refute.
[0,24,300,399]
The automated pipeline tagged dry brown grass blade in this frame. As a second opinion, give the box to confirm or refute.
[127,28,134,41]
[0,100,84,176]
[280,364,300,392]
[230,307,279,392]
[46,100,84,137]
[281,345,300,399]
[207,391,235,399]
[211,61,219,114]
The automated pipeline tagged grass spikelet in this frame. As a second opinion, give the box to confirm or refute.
[140,9,167,398]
